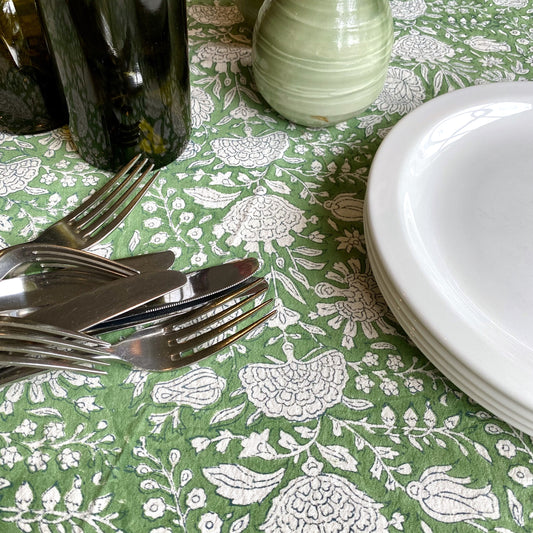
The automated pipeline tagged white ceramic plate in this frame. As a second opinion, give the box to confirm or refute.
[364,82,533,434]
[366,224,533,433]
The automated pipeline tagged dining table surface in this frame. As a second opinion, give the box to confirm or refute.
[1,0,533,531]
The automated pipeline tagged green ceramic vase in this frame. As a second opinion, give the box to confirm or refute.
[252,0,393,127]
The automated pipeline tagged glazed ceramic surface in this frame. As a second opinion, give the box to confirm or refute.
[364,81,533,435]
[252,0,393,127]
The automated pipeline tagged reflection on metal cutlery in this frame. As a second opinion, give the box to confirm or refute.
[92,278,273,371]
[0,243,140,280]
[90,258,260,333]
[0,278,274,380]
[27,270,187,331]
[16,154,158,249]
[0,316,111,374]
[0,250,176,315]
[0,258,259,320]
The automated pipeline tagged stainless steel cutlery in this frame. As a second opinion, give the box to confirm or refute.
[0,257,259,318]
[24,154,158,249]
[0,278,272,376]
[0,156,274,381]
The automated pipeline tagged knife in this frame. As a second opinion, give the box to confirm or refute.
[0,250,175,315]
[0,257,259,319]
[27,269,187,331]
[88,258,259,333]
[116,250,175,271]
[0,269,187,384]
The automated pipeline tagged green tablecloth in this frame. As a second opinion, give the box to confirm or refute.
[1,1,532,531]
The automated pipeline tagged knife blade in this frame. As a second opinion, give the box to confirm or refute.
[88,258,260,333]
[116,250,175,271]
[0,257,258,319]
[27,270,187,331]
[0,250,175,315]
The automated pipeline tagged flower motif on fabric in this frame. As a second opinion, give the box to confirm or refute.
[37,126,77,157]
[323,193,364,222]
[214,187,307,253]
[198,511,223,533]
[374,67,426,116]
[188,3,243,25]
[310,259,397,348]
[238,347,348,421]
[210,129,289,168]
[0,371,103,416]
[406,465,500,523]
[0,157,41,196]
[509,466,533,488]
[192,42,251,73]
[261,457,389,532]
[389,0,427,20]
[191,86,215,129]
[393,33,455,62]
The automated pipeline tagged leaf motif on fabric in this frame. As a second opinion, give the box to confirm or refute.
[129,230,141,252]
[203,464,285,505]
[272,270,306,304]
[293,246,324,257]
[15,482,33,511]
[210,403,246,425]
[507,488,524,527]
[294,257,326,271]
[88,493,112,514]
[264,179,291,195]
[184,187,241,208]
[229,513,250,533]
[316,443,358,472]
[27,408,63,418]
[41,485,60,512]
[473,441,492,463]
[342,397,374,411]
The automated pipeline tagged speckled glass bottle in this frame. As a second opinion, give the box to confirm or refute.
[252,0,393,127]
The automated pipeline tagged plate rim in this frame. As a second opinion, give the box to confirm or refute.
[365,81,533,418]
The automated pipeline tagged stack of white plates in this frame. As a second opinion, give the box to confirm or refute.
[364,82,533,435]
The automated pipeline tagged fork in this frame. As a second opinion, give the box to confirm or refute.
[0,279,274,376]
[30,154,159,249]
[0,243,140,280]
[0,316,111,374]
[98,278,274,371]
[0,155,159,278]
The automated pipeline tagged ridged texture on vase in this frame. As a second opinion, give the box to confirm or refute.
[252,0,393,127]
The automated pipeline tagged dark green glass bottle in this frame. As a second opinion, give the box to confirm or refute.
[37,0,191,170]
[0,0,68,134]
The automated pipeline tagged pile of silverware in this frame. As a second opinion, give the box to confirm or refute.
[0,155,274,383]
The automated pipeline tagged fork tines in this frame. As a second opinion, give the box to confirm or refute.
[0,315,110,347]
[165,278,275,366]
[64,155,160,246]
[0,316,110,374]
